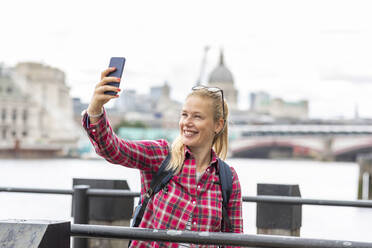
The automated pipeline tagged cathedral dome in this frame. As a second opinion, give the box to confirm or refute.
[208,50,234,84]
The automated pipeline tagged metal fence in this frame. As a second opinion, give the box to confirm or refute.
[70,224,372,248]
[1,185,372,248]
[0,187,372,208]
[2,186,372,208]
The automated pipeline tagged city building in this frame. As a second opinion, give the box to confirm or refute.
[250,91,309,120]
[250,91,271,114]
[110,81,182,128]
[207,49,238,110]
[154,82,182,128]
[0,62,79,157]
[73,97,89,117]
[0,66,36,144]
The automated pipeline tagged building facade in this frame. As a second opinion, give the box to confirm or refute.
[250,91,309,120]
[0,67,37,143]
[112,81,182,128]
[0,62,79,156]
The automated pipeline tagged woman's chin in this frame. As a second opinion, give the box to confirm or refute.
[181,136,196,147]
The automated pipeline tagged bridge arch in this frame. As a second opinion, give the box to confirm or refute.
[231,140,321,159]
[334,143,372,161]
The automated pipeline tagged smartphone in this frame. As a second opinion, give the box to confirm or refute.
[104,57,126,95]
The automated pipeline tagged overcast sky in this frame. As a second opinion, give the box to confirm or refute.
[2,0,372,119]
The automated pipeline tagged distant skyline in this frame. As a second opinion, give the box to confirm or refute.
[2,0,372,119]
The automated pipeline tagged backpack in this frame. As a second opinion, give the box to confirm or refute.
[131,152,233,232]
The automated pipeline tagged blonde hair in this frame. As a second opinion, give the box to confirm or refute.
[167,88,229,173]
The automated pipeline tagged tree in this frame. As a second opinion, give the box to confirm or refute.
[113,119,147,133]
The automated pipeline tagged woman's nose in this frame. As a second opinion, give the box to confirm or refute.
[183,116,193,126]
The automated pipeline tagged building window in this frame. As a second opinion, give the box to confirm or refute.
[1,109,5,121]
[12,109,17,122]
[22,131,27,137]
[12,130,16,137]
[7,87,12,94]
[2,129,6,139]
[23,109,28,122]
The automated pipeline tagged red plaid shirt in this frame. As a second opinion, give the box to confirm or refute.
[83,109,243,248]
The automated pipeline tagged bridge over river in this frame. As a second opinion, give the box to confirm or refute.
[229,125,372,161]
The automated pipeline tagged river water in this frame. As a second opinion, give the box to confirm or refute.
[0,158,371,242]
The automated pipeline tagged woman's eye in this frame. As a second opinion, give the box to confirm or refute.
[181,113,187,117]
[195,115,201,119]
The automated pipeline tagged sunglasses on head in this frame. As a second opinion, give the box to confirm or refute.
[191,85,225,121]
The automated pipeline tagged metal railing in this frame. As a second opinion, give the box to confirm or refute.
[70,224,372,248]
[243,195,372,208]
[2,185,372,248]
[1,186,372,208]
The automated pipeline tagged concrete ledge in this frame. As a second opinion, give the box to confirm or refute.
[0,219,70,248]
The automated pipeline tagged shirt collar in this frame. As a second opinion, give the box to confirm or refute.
[184,146,220,173]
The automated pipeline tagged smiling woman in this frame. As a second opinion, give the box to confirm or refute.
[169,86,228,174]
[180,96,218,151]
[82,67,243,248]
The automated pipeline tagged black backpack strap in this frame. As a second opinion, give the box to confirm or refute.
[132,153,173,227]
[217,158,233,232]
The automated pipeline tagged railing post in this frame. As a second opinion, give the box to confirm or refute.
[357,154,372,200]
[256,184,302,236]
[73,185,90,248]
[72,178,134,248]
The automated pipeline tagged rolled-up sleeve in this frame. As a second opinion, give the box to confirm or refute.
[82,108,169,172]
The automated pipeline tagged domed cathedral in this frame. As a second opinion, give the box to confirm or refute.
[208,49,238,110]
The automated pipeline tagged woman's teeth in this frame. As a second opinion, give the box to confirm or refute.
[184,130,197,137]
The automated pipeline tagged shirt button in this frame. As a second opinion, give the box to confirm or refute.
[197,185,201,189]
[193,221,197,225]
[207,168,210,172]
[92,129,96,132]
[192,201,196,205]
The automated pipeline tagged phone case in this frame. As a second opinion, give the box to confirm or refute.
[105,57,126,95]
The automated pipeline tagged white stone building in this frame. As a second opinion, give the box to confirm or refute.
[0,62,79,156]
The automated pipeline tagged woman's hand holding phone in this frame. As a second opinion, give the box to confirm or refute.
[87,67,121,121]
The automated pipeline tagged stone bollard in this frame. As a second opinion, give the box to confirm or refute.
[256,184,302,236]
[72,179,134,248]
[357,154,372,200]
[0,219,70,248]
